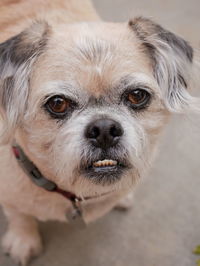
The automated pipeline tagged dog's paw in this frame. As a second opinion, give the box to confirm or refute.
[2,228,43,266]
[115,192,134,210]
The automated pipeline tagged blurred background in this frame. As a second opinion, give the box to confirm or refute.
[0,1,200,266]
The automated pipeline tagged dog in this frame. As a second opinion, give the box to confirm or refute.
[0,0,199,265]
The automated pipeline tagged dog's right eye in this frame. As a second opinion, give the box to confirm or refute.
[45,95,76,118]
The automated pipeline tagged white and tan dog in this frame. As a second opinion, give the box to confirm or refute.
[0,0,199,265]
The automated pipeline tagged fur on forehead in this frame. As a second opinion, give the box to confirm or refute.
[32,22,153,98]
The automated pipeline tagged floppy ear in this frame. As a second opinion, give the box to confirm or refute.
[129,17,199,113]
[0,21,50,143]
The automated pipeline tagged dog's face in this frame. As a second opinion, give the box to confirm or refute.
[0,18,198,197]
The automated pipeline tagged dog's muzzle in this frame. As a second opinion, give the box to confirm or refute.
[82,118,130,184]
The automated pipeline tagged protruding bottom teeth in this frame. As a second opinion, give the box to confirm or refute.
[93,159,117,167]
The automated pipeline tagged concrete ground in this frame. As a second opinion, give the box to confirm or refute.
[0,0,200,266]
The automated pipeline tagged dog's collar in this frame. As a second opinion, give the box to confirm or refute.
[12,144,85,225]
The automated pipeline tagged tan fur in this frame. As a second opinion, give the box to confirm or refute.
[0,0,100,42]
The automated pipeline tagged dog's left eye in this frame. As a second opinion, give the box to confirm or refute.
[123,89,151,110]
[45,95,76,118]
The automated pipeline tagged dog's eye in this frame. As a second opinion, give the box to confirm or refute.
[45,95,75,118]
[47,96,69,113]
[124,89,151,110]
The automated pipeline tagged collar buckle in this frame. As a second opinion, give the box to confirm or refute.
[66,198,86,227]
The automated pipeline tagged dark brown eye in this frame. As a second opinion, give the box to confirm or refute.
[125,89,151,110]
[45,95,76,118]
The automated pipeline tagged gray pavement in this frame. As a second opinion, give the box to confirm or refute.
[0,1,200,266]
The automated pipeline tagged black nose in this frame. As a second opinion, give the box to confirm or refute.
[85,118,124,149]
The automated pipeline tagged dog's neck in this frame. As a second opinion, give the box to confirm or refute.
[12,145,82,201]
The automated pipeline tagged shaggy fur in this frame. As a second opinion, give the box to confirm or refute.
[0,0,199,265]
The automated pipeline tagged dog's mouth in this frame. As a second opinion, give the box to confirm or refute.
[93,159,117,169]
[91,158,126,172]
[82,157,130,185]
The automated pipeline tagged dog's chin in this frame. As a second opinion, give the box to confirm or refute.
[81,158,131,186]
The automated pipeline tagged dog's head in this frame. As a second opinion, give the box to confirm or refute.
[0,18,198,196]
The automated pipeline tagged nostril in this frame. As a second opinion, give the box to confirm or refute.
[87,126,100,139]
[110,124,123,138]
[91,126,100,138]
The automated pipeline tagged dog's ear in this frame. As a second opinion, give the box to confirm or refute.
[129,17,199,113]
[0,21,50,143]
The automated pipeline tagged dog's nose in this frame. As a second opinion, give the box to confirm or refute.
[85,118,124,149]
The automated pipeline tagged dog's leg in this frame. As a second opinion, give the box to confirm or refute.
[115,192,134,210]
[2,205,43,266]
